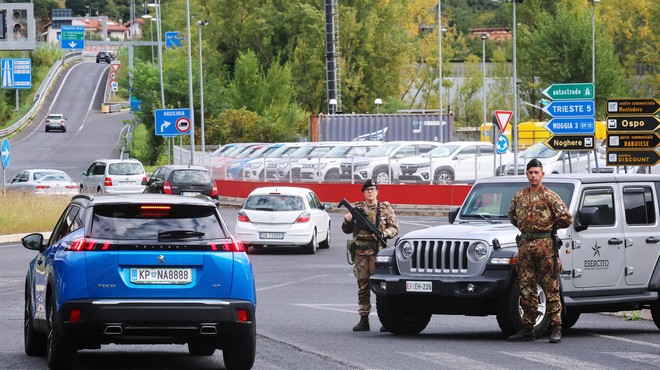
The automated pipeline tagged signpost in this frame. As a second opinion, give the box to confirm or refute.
[496,134,510,154]
[606,149,660,167]
[542,100,595,118]
[1,138,8,195]
[61,25,85,50]
[606,116,660,132]
[155,108,191,136]
[607,98,660,115]
[544,117,595,135]
[606,133,660,150]
[542,83,595,101]
[543,134,595,151]
[165,31,183,48]
[494,110,513,133]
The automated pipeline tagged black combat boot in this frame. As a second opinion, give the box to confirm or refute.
[352,315,370,331]
[549,326,561,343]
[507,326,535,341]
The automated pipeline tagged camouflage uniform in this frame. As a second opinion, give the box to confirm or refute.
[508,185,572,328]
[342,201,399,316]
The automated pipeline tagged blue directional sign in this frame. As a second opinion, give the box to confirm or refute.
[155,108,191,136]
[1,138,10,169]
[61,25,85,49]
[1,59,13,89]
[542,100,595,118]
[12,58,31,89]
[544,117,595,135]
[496,134,510,154]
[165,31,183,48]
[130,96,142,113]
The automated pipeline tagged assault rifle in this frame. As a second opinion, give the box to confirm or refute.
[551,223,562,279]
[338,198,388,247]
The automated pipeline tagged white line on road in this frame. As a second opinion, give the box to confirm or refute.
[256,274,331,292]
[404,352,509,370]
[608,352,660,367]
[591,333,660,350]
[506,351,612,370]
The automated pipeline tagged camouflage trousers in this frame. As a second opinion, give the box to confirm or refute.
[516,238,562,327]
[354,252,376,316]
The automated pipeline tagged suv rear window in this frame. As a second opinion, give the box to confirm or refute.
[244,195,304,211]
[108,163,144,175]
[172,169,212,184]
[91,204,228,240]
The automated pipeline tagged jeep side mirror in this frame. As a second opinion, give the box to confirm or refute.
[448,206,460,224]
[575,206,600,232]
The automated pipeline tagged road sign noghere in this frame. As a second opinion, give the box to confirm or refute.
[541,83,595,151]
[605,98,660,166]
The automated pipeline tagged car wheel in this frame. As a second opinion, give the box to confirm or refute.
[496,279,551,337]
[222,332,256,370]
[62,127,66,133]
[319,222,331,249]
[47,296,76,369]
[562,310,581,330]
[324,169,340,182]
[187,341,216,356]
[303,229,318,254]
[97,187,103,194]
[651,298,660,330]
[376,294,431,335]
[434,170,454,185]
[45,127,49,132]
[373,169,391,184]
[24,285,47,356]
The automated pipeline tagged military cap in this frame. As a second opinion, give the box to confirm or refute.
[526,158,543,170]
[361,179,378,192]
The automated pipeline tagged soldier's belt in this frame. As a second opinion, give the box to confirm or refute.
[520,232,552,240]
[354,242,378,250]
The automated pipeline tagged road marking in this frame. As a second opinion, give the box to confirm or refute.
[591,333,660,350]
[256,274,331,292]
[404,352,508,370]
[608,352,660,366]
[506,351,612,370]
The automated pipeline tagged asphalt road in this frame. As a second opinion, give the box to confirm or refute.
[2,210,659,369]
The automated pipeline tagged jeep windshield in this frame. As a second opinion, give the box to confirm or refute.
[460,181,575,220]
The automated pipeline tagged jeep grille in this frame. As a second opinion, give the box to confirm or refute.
[398,239,482,276]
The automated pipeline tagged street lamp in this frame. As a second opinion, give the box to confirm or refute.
[438,0,443,143]
[198,19,209,165]
[592,0,600,84]
[329,99,337,114]
[185,0,196,165]
[141,14,155,66]
[481,33,488,178]
[374,98,382,114]
[148,1,167,163]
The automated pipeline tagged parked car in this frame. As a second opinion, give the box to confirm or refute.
[504,142,593,175]
[235,186,332,254]
[398,141,512,184]
[44,113,67,132]
[212,143,264,179]
[339,141,440,184]
[299,141,382,183]
[5,169,78,196]
[80,158,147,194]
[266,142,342,182]
[144,165,218,199]
[22,194,256,369]
[243,142,309,181]
[226,143,286,180]
[95,51,111,63]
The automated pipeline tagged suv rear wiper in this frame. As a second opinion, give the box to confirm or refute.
[158,230,205,240]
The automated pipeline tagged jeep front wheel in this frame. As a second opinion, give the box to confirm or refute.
[376,295,430,335]
[496,279,551,336]
[651,298,660,330]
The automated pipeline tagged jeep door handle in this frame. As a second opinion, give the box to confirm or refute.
[608,238,623,245]
[646,237,659,244]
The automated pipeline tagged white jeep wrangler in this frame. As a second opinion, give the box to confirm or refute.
[371,174,660,335]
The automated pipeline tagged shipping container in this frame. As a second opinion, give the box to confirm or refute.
[311,113,454,142]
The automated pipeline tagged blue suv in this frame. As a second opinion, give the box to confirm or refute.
[23,194,256,369]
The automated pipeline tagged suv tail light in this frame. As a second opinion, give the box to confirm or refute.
[295,211,311,223]
[210,239,246,252]
[104,177,113,187]
[211,182,218,197]
[237,210,251,223]
[66,238,111,251]
[163,181,173,194]
[141,176,147,185]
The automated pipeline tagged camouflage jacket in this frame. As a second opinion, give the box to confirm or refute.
[508,185,573,233]
[341,200,399,247]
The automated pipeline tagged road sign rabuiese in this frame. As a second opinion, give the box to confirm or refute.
[543,134,595,151]
[606,149,660,167]
[542,83,595,101]
[606,133,660,150]
[606,98,660,115]
[606,115,660,133]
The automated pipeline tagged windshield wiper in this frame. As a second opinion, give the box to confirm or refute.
[462,214,497,224]
[157,230,205,240]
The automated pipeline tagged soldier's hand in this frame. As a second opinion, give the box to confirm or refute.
[344,212,352,222]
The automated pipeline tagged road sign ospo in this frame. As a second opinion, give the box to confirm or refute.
[606,115,660,132]
[543,134,595,151]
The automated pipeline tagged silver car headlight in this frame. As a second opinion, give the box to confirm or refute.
[247,162,262,169]
[400,241,414,260]
[469,242,489,262]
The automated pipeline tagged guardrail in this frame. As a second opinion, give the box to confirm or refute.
[0,52,83,138]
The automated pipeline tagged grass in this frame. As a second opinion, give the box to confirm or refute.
[0,193,71,235]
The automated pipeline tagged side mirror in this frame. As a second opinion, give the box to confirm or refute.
[82,171,88,176]
[22,233,44,251]
[324,203,332,211]
[575,206,600,232]
[448,206,460,224]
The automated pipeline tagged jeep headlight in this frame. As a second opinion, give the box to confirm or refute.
[400,241,414,260]
[469,242,488,262]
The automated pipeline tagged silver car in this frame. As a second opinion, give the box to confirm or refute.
[6,169,79,196]
[80,159,147,194]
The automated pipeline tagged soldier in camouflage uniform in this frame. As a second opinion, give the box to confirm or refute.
[507,159,572,343]
[342,179,399,332]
